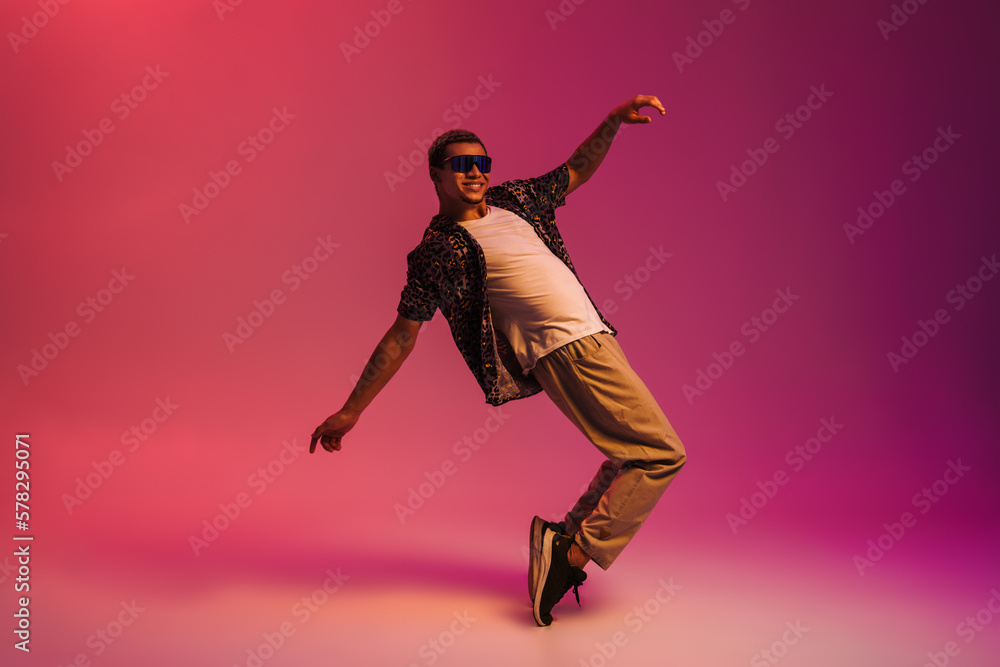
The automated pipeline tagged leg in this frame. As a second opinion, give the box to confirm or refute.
[563,459,619,537]
[532,332,687,570]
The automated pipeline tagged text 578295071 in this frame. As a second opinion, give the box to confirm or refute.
[14,433,33,652]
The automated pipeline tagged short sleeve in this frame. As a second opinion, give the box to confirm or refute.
[527,163,570,214]
[494,163,570,225]
[396,247,438,322]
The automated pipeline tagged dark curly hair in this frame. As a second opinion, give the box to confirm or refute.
[428,129,487,194]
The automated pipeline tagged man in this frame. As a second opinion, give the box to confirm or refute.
[310,94,686,627]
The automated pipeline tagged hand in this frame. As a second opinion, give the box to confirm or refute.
[310,411,359,453]
[611,94,666,124]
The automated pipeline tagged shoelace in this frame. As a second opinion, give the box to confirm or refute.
[560,573,585,607]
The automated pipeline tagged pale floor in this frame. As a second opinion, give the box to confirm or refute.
[25,531,1000,667]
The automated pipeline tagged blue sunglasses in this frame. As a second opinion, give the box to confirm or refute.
[437,154,492,173]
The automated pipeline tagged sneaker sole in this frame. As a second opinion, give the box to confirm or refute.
[532,529,556,626]
[529,516,545,602]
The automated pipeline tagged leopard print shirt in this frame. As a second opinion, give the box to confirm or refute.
[397,162,618,405]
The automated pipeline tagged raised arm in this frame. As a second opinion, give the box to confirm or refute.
[565,94,667,198]
[310,313,421,453]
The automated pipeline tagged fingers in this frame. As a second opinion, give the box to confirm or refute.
[312,431,342,453]
[634,94,666,116]
[648,95,666,115]
[311,428,341,454]
[624,113,652,125]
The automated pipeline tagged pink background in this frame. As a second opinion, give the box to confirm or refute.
[2,0,998,665]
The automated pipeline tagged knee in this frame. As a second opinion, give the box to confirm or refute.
[653,441,685,470]
[663,451,687,470]
[625,453,685,472]
[668,436,686,468]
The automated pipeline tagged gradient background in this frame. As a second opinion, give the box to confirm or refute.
[2,0,999,665]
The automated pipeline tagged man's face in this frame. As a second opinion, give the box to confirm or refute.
[432,142,489,205]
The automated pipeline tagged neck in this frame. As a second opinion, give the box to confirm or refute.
[438,199,488,222]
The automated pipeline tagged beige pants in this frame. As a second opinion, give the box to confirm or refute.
[531,332,687,570]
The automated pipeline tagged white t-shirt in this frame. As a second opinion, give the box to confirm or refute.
[457,205,610,375]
